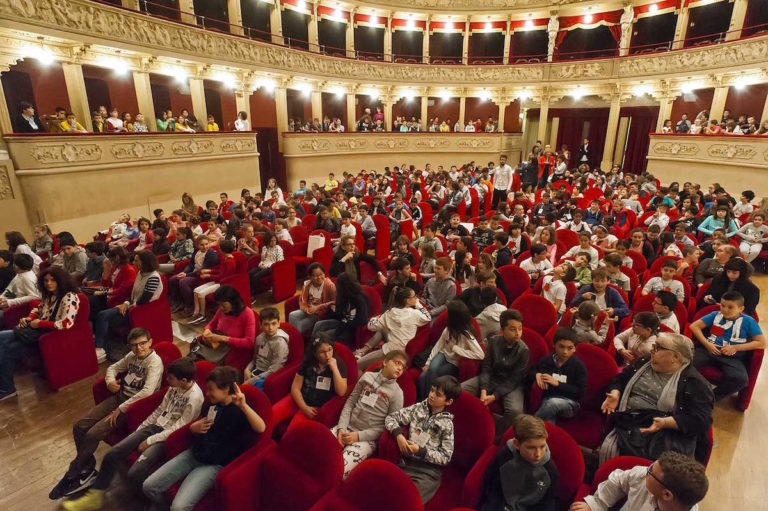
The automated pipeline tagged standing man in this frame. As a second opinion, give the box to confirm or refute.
[578,138,590,168]
[491,154,514,210]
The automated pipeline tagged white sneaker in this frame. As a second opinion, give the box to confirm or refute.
[95,348,107,364]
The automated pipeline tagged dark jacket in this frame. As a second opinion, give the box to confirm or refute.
[329,251,382,282]
[571,285,629,320]
[14,113,44,133]
[478,336,530,398]
[706,276,760,316]
[608,359,714,463]
[534,354,587,402]
[184,248,219,274]
[494,246,512,269]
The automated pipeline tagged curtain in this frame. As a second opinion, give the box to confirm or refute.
[608,24,622,42]
[550,108,609,169]
[587,111,610,168]
[622,107,659,174]
[555,116,584,166]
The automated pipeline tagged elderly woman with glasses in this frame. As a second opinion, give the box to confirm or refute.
[329,234,387,286]
[598,333,714,464]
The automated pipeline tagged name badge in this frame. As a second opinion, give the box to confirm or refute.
[360,390,378,407]
[123,373,136,386]
[316,376,331,391]
[156,412,171,427]
[553,373,568,384]
[412,429,430,448]
[206,407,218,422]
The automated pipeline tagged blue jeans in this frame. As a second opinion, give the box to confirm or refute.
[417,353,458,401]
[142,448,222,511]
[93,307,129,349]
[535,397,580,424]
[288,309,318,338]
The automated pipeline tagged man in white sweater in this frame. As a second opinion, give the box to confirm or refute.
[61,357,203,510]
[570,451,708,511]
[491,154,514,209]
[50,328,164,500]
[0,254,40,324]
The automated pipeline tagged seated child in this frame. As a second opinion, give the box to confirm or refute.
[602,253,631,293]
[479,414,559,511]
[356,286,431,370]
[384,374,460,504]
[690,291,766,400]
[492,232,512,268]
[419,244,436,279]
[534,328,587,425]
[142,367,266,510]
[422,257,457,318]
[335,211,356,246]
[613,311,659,365]
[615,239,633,268]
[412,223,443,253]
[359,206,377,240]
[676,245,700,289]
[389,236,415,269]
[541,264,577,317]
[475,286,509,342]
[653,290,680,333]
[518,243,553,287]
[572,252,593,288]
[472,216,495,252]
[661,232,683,258]
[643,259,685,303]
[571,268,629,324]
[61,358,204,510]
[244,307,289,388]
[418,300,484,399]
[569,301,609,345]
[564,232,599,269]
[332,350,407,478]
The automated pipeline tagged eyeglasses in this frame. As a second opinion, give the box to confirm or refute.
[650,344,671,354]
[129,339,151,349]
[646,462,669,490]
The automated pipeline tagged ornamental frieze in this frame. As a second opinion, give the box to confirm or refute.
[30,142,102,164]
[0,167,13,200]
[110,141,164,160]
[359,0,584,12]
[171,139,215,155]
[652,142,699,157]
[221,138,257,153]
[707,144,757,160]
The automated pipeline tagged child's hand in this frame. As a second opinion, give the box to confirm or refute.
[244,368,252,380]
[535,373,548,390]
[606,307,615,317]
[327,357,338,372]
[302,406,318,419]
[407,441,420,454]
[582,292,594,300]
[541,374,559,387]
[620,350,636,364]
[138,440,149,453]
[704,342,722,356]
[720,345,737,356]
[341,431,359,445]
[190,418,212,434]
[107,381,121,393]
[396,434,410,454]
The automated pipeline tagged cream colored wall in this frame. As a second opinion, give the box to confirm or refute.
[5,133,260,242]
[0,153,32,237]
[646,134,768,197]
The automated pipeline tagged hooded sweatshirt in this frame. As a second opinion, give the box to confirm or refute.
[422,275,457,317]
[139,382,205,445]
[336,370,404,442]
[480,442,558,511]
[105,349,164,412]
[246,328,290,378]
[426,329,485,367]
[475,302,508,341]
[367,303,431,354]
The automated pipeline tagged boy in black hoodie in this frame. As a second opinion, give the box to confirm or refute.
[479,414,558,511]
[534,327,587,424]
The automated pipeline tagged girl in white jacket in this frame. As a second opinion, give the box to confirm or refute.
[734,212,768,262]
[356,286,430,370]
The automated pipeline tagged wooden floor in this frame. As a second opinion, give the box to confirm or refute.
[1,280,767,510]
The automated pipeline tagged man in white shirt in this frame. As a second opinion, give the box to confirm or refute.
[464,122,475,132]
[571,451,708,511]
[490,154,514,210]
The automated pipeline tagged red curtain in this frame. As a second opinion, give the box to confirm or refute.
[558,10,623,29]
[551,108,609,169]
[621,106,659,174]
[608,24,622,42]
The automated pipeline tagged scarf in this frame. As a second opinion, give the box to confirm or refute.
[499,442,552,510]
[599,361,687,464]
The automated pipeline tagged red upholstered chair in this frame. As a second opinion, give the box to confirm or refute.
[558,308,616,354]
[469,188,480,219]
[497,264,531,304]
[400,219,415,242]
[270,258,297,302]
[527,278,578,307]
[510,294,557,336]
[372,215,391,260]
[554,343,619,449]
[573,456,651,502]
[555,229,580,249]
[289,225,309,259]
[309,459,423,511]
[648,255,681,276]
[355,286,383,348]
[418,202,434,226]
[1,301,33,329]
[626,251,647,274]
[378,391,495,511]
[462,422,585,508]
[301,213,317,229]
[163,385,276,511]
[129,276,173,344]
[261,322,305,403]
[218,420,341,511]
[38,292,98,390]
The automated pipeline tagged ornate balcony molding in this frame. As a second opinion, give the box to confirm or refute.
[647,134,768,169]
[354,0,585,14]
[1,0,767,89]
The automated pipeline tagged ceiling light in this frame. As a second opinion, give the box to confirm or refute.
[368,88,379,100]
[571,87,585,100]
[485,22,492,30]
[524,20,534,30]
[27,45,54,66]
[403,89,416,101]
[446,21,454,30]
[370,15,378,25]
[406,19,415,29]
[633,84,651,96]
[584,14,593,23]
[438,89,451,101]
[295,82,312,96]
[479,89,492,101]
[649,4,659,13]
[334,9,342,19]
[734,76,752,90]
[297,0,305,10]
[518,90,531,101]
[680,81,696,94]
[330,85,346,97]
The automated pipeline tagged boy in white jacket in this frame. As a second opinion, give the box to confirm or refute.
[356,287,430,370]
[0,254,40,316]
[62,357,204,511]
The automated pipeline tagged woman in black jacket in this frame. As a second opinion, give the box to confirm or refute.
[310,272,369,347]
[329,235,387,285]
[704,257,759,315]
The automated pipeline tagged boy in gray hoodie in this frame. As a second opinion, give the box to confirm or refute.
[245,307,289,388]
[332,350,407,478]
[421,257,457,318]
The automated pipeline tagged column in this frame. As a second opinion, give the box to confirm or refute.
[383,97,394,131]
[346,93,356,131]
[420,95,428,130]
[275,86,289,150]
[311,90,322,121]
[120,0,139,10]
[346,9,356,58]
[537,95,549,143]
[601,94,622,171]
[423,17,430,64]
[462,18,470,65]
[227,0,244,36]
[308,3,319,52]
[132,71,157,132]
[709,85,729,123]
[496,100,507,133]
[0,78,13,136]
[726,0,748,41]
[61,63,93,132]
[270,3,284,44]
[502,19,511,65]
[384,15,393,62]
[549,117,559,148]
[614,116,630,165]
[235,88,251,127]
[189,77,208,126]
[655,96,675,132]
[458,96,466,128]
[672,7,689,49]
[761,94,768,128]
[179,0,196,25]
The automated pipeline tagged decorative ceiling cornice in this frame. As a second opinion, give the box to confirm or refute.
[348,0,591,14]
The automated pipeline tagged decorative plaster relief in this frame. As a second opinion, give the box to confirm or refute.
[31,142,102,164]
[110,141,164,160]
[652,142,699,156]
[707,144,757,160]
